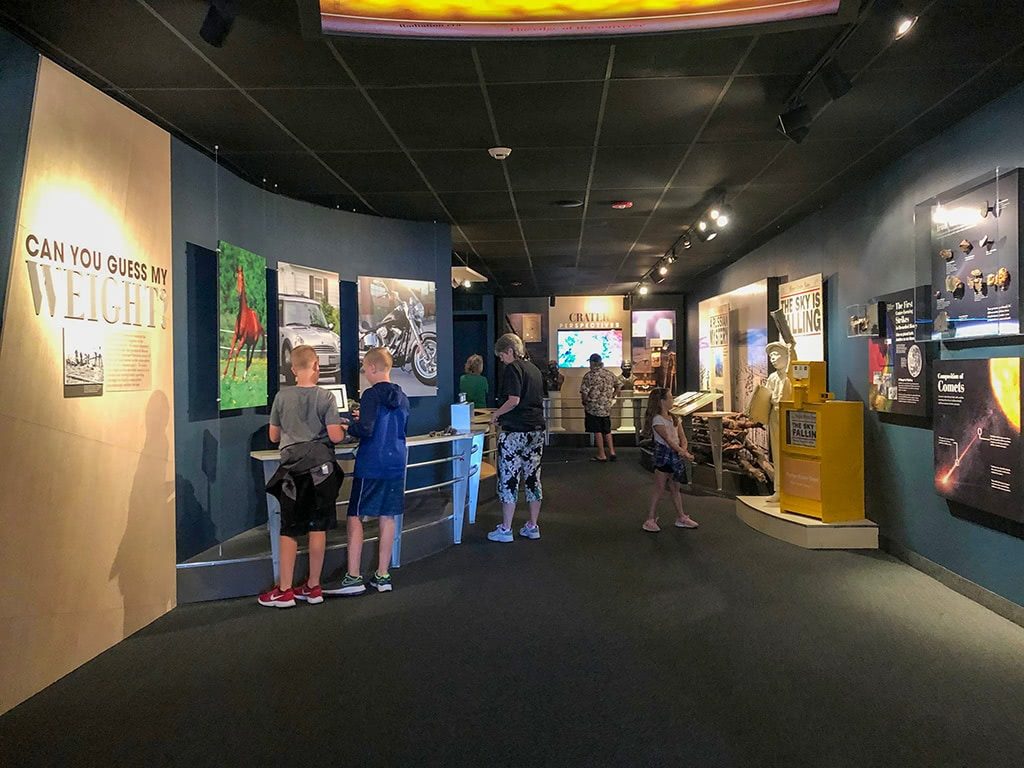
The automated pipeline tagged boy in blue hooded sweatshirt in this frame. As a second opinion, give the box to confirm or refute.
[327,347,409,595]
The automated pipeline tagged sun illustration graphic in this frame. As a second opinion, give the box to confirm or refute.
[989,358,1020,432]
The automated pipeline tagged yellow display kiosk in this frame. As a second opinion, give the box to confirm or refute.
[778,361,865,522]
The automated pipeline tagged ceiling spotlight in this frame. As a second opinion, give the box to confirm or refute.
[638,284,649,296]
[717,214,729,227]
[777,103,813,144]
[665,249,677,264]
[658,265,669,276]
[709,206,721,220]
[462,279,472,288]
[696,222,718,242]
[487,146,512,160]
[895,14,918,40]
[820,60,852,100]
[682,233,692,249]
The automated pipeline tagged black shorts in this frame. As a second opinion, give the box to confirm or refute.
[280,471,339,538]
[585,413,612,434]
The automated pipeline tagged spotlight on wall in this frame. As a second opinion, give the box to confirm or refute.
[820,60,852,100]
[200,0,238,47]
[777,103,812,144]
[638,284,649,296]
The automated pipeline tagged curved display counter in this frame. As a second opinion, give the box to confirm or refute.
[176,427,485,602]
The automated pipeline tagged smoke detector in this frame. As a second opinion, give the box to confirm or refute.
[488,146,512,160]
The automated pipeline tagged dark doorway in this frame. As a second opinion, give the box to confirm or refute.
[454,315,489,406]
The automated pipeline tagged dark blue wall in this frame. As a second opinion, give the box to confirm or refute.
[171,141,452,560]
[0,29,37,328]
[686,84,1024,608]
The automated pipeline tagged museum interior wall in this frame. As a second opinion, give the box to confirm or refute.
[685,83,1024,608]
[170,141,453,561]
[0,49,176,713]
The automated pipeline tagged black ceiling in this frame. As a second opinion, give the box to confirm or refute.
[2,1,1023,296]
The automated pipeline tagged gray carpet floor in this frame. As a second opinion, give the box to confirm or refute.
[2,448,1023,767]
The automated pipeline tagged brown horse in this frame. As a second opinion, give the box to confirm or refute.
[223,264,265,380]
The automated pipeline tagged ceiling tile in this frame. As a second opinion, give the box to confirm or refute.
[361,192,447,221]
[440,191,516,221]
[488,82,605,147]
[513,192,587,221]
[255,89,397,150]
[591,146,688,190]
[741,27,839,75]
[521,219,582,240]
[369,86,493,150]
[412,150,508,192]
[477,40,613,82]
[601,78,726,145]
[613,34,754,78]
[700,74,795,142]
[528,239,581,258]
[505,147,593,191]
[321,152,427,193]
[125,89,299,151]
[330,38,478,87]
[460,221,524,241]
[675,140,788,187]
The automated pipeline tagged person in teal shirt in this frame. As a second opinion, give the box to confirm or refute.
[459,354,489,410]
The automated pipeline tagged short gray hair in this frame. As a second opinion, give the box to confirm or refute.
[494,333,525,358]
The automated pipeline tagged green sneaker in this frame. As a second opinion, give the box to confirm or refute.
[369,571,393,593]
[322,573,366,596]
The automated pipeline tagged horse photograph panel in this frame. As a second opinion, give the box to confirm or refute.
[277,262,340,386]
[218,241,268,410]
[357,276,438,398]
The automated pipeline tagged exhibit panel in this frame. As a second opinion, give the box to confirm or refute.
[867,287,932,417]
[778,273,825,362]
[218,241,268,409]
[0,58,175,715]
[277,261,341,386]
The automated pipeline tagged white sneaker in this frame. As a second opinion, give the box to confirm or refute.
[487,524,513,543]
[519,523,541,540]
[675,516,699,529]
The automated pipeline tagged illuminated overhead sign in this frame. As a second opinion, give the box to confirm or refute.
[318,0,842,38]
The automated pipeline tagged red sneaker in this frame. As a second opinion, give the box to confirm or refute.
[294,583,324,605]
[258,585,295,608]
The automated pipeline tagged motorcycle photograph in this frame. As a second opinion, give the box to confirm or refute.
[358,281,438,388]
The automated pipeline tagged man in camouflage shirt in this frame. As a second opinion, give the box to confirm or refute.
[580,353,622,462]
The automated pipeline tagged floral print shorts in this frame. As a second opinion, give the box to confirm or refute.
[497,430,544,504]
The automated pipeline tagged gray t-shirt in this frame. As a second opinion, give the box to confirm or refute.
[270,386,341,453]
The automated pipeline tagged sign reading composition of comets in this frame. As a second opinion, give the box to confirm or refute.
[317,0,842,37]
[933,358,1023,522]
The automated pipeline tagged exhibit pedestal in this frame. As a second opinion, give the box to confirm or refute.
[735,495,878,550]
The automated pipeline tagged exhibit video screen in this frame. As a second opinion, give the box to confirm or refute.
[933,358,1023,522]
[557,329,623,368]
[318,0,842,37]
[218,241,268,410]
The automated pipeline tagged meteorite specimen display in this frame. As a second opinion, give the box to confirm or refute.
[980,235,995,252]
[993,267,1012,291]
[946,275,965,299]
[939,248,954,262]
[969,268,987,297]
[959,238,974,254]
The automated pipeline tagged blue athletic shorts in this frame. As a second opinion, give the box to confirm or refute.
[348,476,404,518]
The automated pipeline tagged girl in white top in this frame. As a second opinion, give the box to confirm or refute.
[642,388,699,533]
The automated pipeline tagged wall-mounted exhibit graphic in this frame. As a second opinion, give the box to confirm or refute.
[557,328,623,368]
[218,241,268,410]
[922,169,1021,340]
[0,59,175,715]
[317,0,843,38]
[698,279,772,421]
[778,273,825,361]
[508,312,542,343]
[277,262,340,385]
[357,276,438,397]
[868,287,932,417]
[934,358,1023,523]
[630,310,676,392]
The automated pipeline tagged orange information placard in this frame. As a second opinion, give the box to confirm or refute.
[781,457,822,502]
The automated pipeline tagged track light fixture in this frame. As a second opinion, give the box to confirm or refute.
[638,284,649,296]
[682,233,692,249]
[696,220,718,242]
[665,248,677,264]
[200,0,238,47]
[820,60,852,100]
[894,7,918,40]
[709,204,732,228]
[777,103,812,143]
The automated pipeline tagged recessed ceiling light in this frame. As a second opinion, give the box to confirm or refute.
[611,200,634,210]
[895,15,917,39]
[554,199,584,208]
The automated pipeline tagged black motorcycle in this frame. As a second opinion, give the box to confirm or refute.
[359,289,438,386]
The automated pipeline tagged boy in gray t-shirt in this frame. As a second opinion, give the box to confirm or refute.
[260,346,346,609]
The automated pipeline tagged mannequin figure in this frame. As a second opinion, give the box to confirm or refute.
[765,341,794,504]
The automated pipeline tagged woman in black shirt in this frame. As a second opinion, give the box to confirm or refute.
[488,333,546,542]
